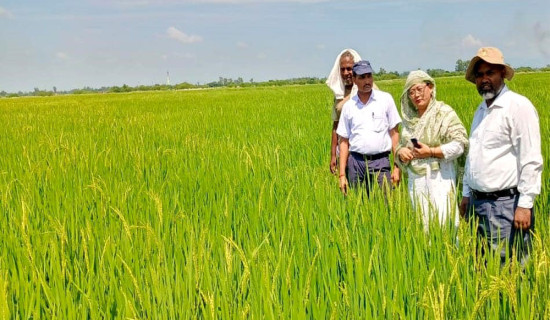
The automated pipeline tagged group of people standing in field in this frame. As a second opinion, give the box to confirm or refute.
[326,47,543,264]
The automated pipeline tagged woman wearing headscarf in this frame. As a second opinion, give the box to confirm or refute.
[396,70,468,231]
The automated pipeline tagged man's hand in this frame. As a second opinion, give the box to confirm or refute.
[391,166,401,186]
[459,196,470,218]
[339,176,348,195]
[330,156,337,174]
[514,207,532,230]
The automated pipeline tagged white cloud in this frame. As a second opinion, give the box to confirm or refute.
[237,41,248,48]
[0,6,14,19]
[166,26,202,44]
[56,52,69,60]
[461,34,483,48]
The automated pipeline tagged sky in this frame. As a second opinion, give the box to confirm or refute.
[0,0,549,93]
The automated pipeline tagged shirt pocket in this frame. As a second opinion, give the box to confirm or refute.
[483,129,508,149]
[371,115,387,132]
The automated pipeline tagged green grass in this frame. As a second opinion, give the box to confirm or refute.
[0,73,548,318]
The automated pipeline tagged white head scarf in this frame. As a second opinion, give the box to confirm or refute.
[325,49,362,100]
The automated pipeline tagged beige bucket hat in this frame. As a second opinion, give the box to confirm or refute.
[465,47,515,83]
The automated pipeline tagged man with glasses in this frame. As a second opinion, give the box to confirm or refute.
[336,60,401,196]
[460,47,542,264]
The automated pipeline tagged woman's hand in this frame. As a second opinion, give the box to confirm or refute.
[398,148,414,162]
[412,141,432,159]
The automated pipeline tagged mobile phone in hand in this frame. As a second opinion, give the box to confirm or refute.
[411,138,421,148]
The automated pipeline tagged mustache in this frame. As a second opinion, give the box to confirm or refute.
[478,83,504,99]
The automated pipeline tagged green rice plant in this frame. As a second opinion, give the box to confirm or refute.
[0,73,548,318]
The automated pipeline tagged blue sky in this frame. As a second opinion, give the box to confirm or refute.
[0,0,549,92]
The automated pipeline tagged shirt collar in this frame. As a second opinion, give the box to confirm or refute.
[481,85,509,110]
[353,89,377,105]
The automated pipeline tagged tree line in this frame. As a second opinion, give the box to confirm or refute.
[2,60,549,98]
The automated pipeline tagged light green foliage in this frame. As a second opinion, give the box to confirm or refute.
[0,74,548,318]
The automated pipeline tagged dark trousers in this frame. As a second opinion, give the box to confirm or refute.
[347,152,391,196]
[469,194,533,265]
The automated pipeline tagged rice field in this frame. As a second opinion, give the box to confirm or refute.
[0,73,548,318]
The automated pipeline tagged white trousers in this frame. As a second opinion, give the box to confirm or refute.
[407,162,459,231]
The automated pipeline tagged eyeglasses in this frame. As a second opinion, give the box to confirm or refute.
[340,67,353,72]
[408,84,428,97]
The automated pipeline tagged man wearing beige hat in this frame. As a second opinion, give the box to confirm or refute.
[459,47,543,264]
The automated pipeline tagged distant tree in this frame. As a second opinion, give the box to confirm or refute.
[455,59,470,72]
[207,81,222,88]
[33,90,54,97]
[175,82,194,90]
[377,70,400,80]
[426,68,444,77]
[516,66,535,72]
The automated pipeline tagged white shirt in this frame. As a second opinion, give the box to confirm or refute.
[462,85,543,208]
[336,89,401,155]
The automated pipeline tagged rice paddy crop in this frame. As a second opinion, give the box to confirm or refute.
[0,73,548,318]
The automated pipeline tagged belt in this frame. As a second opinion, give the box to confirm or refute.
[351,151,390,161]
[471,187,518,200]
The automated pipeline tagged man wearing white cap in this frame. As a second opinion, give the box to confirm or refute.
[459,47,543,264]
[336,60,401,195]
[326,49,379,174]
[326,49,362,174]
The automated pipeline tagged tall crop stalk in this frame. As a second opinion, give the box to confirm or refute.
[0,74,548,318]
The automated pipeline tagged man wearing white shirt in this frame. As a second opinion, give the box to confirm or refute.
[326,49,379,174]
[337,60,401,195]
[459,47,543,264]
